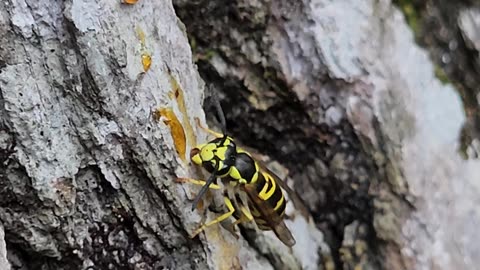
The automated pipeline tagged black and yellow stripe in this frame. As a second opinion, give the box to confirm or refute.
[250,171,286,221]
[190,136,288,230]
[183,119,295,246]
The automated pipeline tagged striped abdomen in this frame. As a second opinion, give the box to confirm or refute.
[248,170,287,230]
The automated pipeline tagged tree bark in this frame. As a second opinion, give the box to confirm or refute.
[173,0,480,270]
[1,0,221,269]
[1,0,480,269]
[0,224,9,269]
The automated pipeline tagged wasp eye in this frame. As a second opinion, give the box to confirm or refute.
[190,148,200,160]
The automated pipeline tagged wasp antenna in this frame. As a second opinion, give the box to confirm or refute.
[214,99,228,144]
[191,163,219,211]
[207,85,227,136]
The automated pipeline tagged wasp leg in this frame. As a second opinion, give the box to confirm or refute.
[195,117,223,138]
[232,206,254,227]
[176,177,221,190]
[224,200,255,235]
[191,196,235,238]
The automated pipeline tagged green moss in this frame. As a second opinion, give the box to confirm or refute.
[203,49,216,60]
[434,65,450,84]
[192,48,216,62]
[394,0,420,35]
[189,36,197,51]
[263,70,273,79]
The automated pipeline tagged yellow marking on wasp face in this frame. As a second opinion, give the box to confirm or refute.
[200,143,216,161]
[239,179,247,184]
[190,143,206,165]
[192,153,202,165]
[274,195,285,211]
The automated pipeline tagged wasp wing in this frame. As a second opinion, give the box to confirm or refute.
[256,161,311,218]
[242,183,296,247]
[238,146,311,219]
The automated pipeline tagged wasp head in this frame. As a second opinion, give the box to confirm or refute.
[190,136,236,175]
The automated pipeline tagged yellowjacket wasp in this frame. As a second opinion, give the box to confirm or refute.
[177,95,296,247]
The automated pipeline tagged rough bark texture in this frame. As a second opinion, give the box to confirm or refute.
[1,0,480,269]
[1,0,225,269]
[399,0,480,157]
[0,224,9,270]
[173,0,480,269]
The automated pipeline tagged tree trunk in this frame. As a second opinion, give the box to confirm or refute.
[1,0,216,269]
[173,0,480,270]
[1,0,479,269]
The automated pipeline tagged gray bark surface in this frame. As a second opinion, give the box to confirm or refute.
[1,0,479,269]
[0,224,9,270]
[1,0,222,269]
[174,0,480,269]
